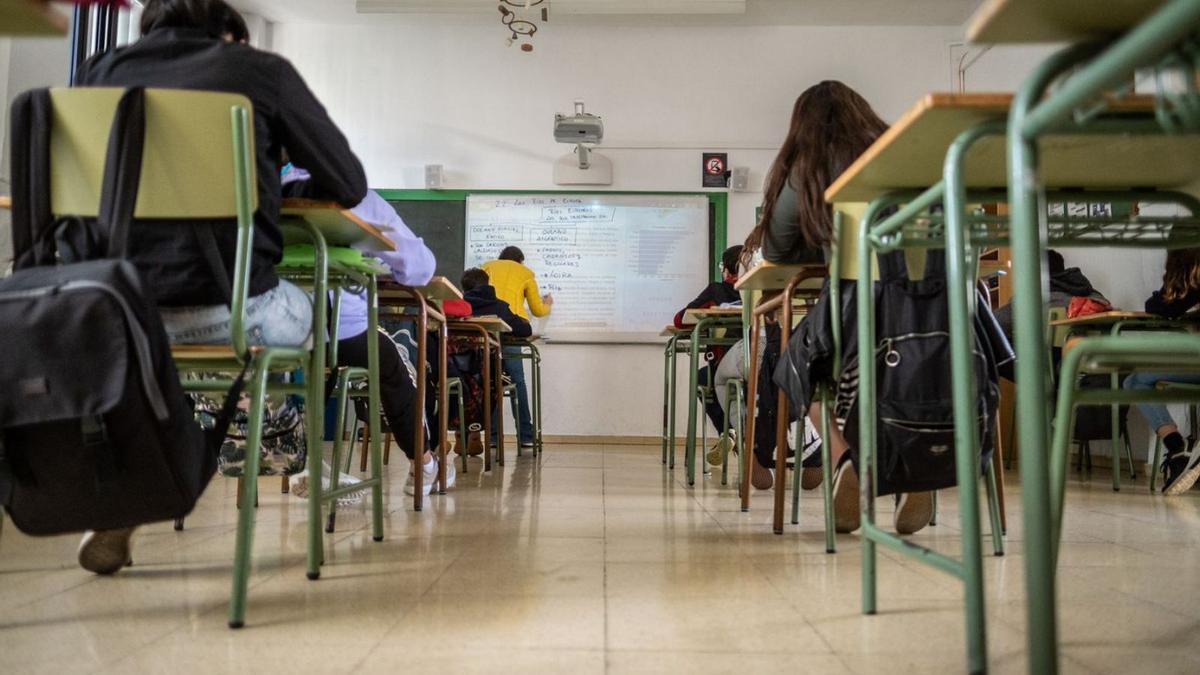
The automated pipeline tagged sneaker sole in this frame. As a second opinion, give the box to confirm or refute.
[894,491,934,535]
[78,528,134,575]
[1165,461,1200,496]
[832,464,861,533]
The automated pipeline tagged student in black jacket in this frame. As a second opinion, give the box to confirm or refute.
[1124,248,1200,495]
[454,269,531,453]
[75,0,366,336]
[674,245,742,455]
[73,0,367,577]
[462,268,533,337]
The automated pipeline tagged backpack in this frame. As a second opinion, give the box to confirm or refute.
[843,250,1000,496]
[1072,374,1130,442]
[0,88,241,535]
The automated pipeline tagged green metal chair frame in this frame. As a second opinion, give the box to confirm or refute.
[682,316,743,486]
[45,88,387,629]
[1005,6,1200,669]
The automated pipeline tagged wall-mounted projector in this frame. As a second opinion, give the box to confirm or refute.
[554,107,604,145]
[553,100,612,185]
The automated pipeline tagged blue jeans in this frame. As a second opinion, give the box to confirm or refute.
[1123,372,1200,432]
[494,345,535,445]
[159,279,313,347]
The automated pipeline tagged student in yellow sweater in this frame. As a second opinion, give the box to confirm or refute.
[481,246,553,447]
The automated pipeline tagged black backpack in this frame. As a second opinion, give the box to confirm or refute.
[0,88,240,535]
[844,250,1001,496]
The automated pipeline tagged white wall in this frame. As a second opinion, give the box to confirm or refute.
[270,20,975,438]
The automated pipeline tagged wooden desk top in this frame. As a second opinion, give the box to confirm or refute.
[451,315,512,333]
[0,196,10,209]
[1051,310,1200,327]
[682,307,744,323]
[659,326,691,337]
[735,262,828,292]
[281,198,395,252]
[0,0,68,36]
[419,276,463,301]
[968,0,1167,44]
[824,93,1200,204]
[378,276,463,302]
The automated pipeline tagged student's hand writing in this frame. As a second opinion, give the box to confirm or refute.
[542,294,554,307]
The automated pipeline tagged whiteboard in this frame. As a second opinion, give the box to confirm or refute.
[465,194,711,343]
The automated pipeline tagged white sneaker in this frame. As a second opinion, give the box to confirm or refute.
[440,459,458,492]
[404,458,438,496]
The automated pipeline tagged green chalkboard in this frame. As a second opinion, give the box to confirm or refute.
[386,199,467,285]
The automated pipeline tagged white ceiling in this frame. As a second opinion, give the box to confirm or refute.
[230,0,979,26]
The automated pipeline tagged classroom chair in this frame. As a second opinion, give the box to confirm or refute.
[45,87,385,628]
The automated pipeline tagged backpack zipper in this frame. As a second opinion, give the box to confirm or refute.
[0,280,170,422]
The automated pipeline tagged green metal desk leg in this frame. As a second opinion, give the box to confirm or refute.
[228,355,270,629]
[819,389,835,554]
[366,276,384,537]
[986,460,1005,557]
[326,367,352,534]
[857,200,881,617]
[663,337,674,465]
[1009,47,1085,675]
[532,343,543,456]
[668,336,680,470]
[303,226,329,581]
[946,122,992,673]
[685,320,706,487]
[1111,371,1123,491]
[791,418,802,525]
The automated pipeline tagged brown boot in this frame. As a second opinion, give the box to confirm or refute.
[78,527,135,575]
[467,431,484,456]
[894,491,934,535]
[801,466,823,490]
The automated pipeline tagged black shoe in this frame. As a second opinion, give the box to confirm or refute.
[1162,450,1200,496]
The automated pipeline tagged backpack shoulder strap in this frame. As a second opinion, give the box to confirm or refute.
[9,88,55,270]
[922,248,946,281]
[876,250,909,283]
[100,88,147,260]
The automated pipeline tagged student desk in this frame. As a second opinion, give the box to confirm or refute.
[377,278,453,507]
[282,198,396,251]
[734,263,828,538]
[447,315,512,470]
[274,202,399,535]
[0,0,67,36]
[500,334,545,456]
[669,308,743,488]
[973,3,1200,670]
[825,82,1200,671]
[968,0,1171,43]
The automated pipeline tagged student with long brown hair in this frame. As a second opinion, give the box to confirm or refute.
[743,80,889,266]
[741,80,933,535]
[1124,248,1200,494]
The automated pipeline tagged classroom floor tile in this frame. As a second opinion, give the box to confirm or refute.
[2,442,1198,673]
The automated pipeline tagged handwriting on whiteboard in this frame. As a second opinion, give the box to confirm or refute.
[466,194,710,339]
